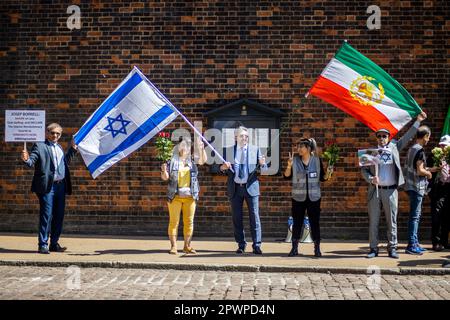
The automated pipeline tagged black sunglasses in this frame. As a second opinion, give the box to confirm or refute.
[377,134,388,139]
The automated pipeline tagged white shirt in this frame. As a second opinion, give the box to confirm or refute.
[234,145,248,184]
[377,145,396,186]
[50,142,65,181]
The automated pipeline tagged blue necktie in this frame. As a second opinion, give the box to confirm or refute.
[53,145,65,178]
[238,147,245,179]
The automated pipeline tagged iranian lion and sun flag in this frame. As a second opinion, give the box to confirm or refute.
[306,41,423,137]
[306,41,428,194]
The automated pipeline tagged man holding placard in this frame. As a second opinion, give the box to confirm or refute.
[21,123,78,254]
[361,112,427,259]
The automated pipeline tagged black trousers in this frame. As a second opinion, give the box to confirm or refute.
[430,183,450,246]
[291,198,321,242]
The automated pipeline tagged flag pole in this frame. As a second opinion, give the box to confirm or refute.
[375,164,379,198]
[135,67,232,169]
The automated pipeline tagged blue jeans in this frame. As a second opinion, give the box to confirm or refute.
[407,190,424,246]
[37,182,66,247]
[230,185,262,249]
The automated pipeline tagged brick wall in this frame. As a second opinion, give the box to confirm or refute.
[1,1,449,241]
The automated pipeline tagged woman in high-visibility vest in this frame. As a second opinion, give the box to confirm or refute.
[284,138,332,257]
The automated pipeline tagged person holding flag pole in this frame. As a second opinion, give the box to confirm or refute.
[73,66,232,254]
[220,126,268,255]
[305,41,428,259]
[160,136,207,255]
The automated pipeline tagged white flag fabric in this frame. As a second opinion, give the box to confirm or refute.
[74,67,178,178]
[357,148,387,166]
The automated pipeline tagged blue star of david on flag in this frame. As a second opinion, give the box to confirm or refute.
[380,152,391,163]
[73,67,179,179]
[104,114,131,138]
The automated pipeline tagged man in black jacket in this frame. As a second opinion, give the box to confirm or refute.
[21,123,78,254]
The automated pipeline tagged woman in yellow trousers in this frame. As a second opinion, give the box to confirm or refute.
[161,137,207,254]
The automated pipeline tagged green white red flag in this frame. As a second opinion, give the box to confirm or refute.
[307,42,422,136]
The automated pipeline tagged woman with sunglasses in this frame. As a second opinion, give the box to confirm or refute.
[284,138,332,257]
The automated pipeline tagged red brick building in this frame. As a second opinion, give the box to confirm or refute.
[1,1,449,240]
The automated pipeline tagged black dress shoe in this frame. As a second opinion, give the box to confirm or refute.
[236,247,245,254]
[252,247,262,255]
[288,247,298,257]
[49,243,67,252]
[38,246,49,254]
[314,246,322,257]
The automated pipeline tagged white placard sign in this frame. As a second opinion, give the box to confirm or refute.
[5,110,46,142]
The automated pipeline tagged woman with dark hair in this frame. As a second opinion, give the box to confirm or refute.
[284,138,332,257]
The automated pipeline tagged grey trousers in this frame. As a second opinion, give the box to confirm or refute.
[368,187,398,250]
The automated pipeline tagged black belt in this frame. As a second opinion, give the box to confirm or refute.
[53,179,65,184]
[379,184,397,190]
[235,182,246,187]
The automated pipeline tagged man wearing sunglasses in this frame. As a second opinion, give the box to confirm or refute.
[21,123,78,254]
[362,111,427,259]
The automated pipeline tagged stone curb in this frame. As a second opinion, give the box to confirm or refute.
[1,260,449,275]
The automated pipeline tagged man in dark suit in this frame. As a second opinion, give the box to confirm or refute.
[220,126,268,254]
[21,123,78,254]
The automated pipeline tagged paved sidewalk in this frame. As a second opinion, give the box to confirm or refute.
[1,233,449,274]
[1,265,449,300]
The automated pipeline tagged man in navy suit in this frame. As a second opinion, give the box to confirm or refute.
[220,126,268,254]
[21,123,78,254]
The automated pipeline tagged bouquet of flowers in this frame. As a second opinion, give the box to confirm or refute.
[445,145,450,164]
[155,132,173,162]
[432,147,444,166]
[322,139,340,179]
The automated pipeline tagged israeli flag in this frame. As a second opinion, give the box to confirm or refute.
[74,67,178,178]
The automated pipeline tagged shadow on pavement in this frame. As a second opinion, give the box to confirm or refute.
[397,258,449,267]
[327,249,367,255]
[67,249,168,256]
[179,252,284,258]
[178,251,335,259]
[0,248,38,254]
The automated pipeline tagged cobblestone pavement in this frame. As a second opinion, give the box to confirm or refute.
[0,265,449,300]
